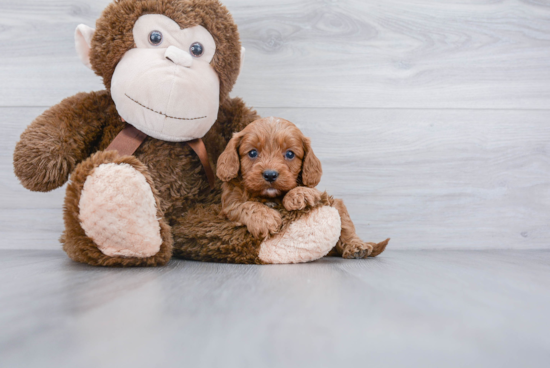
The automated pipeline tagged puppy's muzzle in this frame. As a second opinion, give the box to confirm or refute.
[263,170,279,183]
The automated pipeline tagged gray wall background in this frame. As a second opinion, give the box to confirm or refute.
[1,0,550,250]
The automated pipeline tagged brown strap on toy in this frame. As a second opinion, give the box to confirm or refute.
[106,124,148,156]
[107,123,216,190]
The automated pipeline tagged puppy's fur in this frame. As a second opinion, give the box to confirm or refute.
[216,117,389,259]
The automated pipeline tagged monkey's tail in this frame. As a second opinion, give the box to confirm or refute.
[370,238,390,257]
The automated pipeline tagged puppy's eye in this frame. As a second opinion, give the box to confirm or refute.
[148,31,163,46]
[248,150,258,159]
[190,42,204,57]
[285,150,295,160]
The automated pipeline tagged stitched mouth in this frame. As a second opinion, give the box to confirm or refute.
[125,94,207,121]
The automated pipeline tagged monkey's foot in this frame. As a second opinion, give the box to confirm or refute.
[79,162,161,257]
[62,151,172,267]
[258,206,341,264]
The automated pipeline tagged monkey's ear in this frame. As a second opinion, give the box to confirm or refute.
[238,47,246,80]
[301,137,323,188]
[217,132,244,182]
[75,24,95,69]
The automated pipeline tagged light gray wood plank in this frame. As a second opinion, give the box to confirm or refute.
[1,0,550,108]
[0,209,64,250]
[2,107,550,250]
[1,250,549,368]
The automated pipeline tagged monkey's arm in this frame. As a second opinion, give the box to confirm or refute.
[221,181,282,238]
[13,91,112,192]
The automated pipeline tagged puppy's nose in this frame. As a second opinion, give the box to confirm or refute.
[263,170,279,183]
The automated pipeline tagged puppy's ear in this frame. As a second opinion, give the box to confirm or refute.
[301,137,323,187]
[217,132,244,182]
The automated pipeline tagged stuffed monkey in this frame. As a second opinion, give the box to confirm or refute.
[13,0,342,266]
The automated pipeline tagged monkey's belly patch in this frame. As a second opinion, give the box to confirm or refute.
[78,163,162,258]
[259,206,341,264]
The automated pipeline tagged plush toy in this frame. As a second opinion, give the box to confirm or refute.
[13,0,346,266]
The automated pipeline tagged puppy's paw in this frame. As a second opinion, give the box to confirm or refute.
[246,208,282,238]
[283,187,322,211]
[342,240,374,259]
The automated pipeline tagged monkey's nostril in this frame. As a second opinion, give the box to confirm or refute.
[263,170,279,182]
[164,46,193,67]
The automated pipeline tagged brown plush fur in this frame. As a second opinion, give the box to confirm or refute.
[13,0,265,266]
[12,0,386,266]
[63,150,173,266]
[14,87,260,266]
[13,91,113,192]
[216,118,390,258]
[91,0,241,102]
[172,194,334,264]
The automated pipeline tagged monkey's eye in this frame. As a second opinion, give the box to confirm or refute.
[285,150,295,160]
[248,150,258,159]
[190,42,204,57]
[148,31,163,46]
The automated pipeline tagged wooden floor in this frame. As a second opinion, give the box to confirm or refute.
[1,250,549,368]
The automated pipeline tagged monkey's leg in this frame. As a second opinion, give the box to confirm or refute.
[172,205,341,264]
[62,150,172,267]
[258,206,342,264]
[330,198,389,259]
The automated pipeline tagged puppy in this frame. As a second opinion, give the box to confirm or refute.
[216,117,389,259]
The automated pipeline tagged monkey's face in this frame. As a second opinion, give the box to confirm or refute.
[75,1,244,142]
[109,14,220,142]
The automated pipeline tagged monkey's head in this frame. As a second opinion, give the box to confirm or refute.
[75,0,244,142]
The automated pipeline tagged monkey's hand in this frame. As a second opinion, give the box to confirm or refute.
[14,91,110,192]
[244,205,282,239]
[283,187,323,211]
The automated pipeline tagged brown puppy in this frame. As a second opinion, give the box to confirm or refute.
[217,117,389,259]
